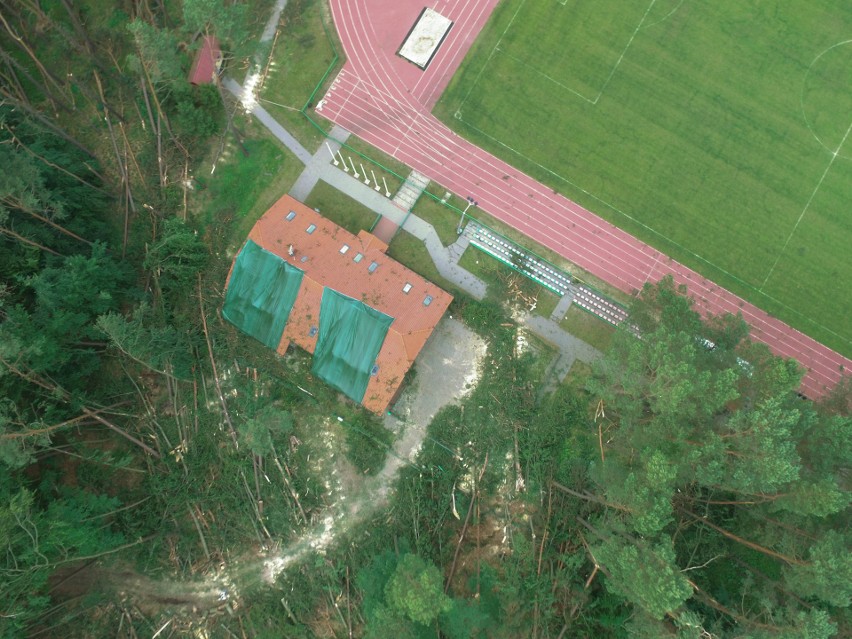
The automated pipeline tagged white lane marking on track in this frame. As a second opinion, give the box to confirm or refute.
[327,0,852,373]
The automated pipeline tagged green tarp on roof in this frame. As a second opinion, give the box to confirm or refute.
[222,239,304,349]
[312,288,394,404]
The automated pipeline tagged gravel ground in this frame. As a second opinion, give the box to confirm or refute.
[384,317,486,460]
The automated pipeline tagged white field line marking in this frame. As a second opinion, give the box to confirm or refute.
[799,39,852,158]
[761,117,852,289]
[456,0,528,118]
[333,1,848,348]
[592,0,657,103]
[641,0,684,30]
[497,47,597,103]
[455,113,775,293]
[479,0,661,107]
[644,252,661,283]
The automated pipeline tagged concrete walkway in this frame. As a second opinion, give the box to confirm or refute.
[520,312,601,388]
[289,126,350,200]
[223,77,602,382]
[260,0,290,42]
[550,289,577,323]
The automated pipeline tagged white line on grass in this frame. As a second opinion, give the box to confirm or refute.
[455,114,850,346]
[456,0,528,119]
[487,0,663,107]
[456,114,759,291]
[456,45,500,120]
[497,47,597,104]
[799,39,852,159]
[593,0,657,103]
[761,117,852,289]
[641,0,685,30]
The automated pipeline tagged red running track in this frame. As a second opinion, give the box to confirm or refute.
[318,0,850,398]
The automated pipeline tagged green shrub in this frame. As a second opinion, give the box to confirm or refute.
[343,413,392,475]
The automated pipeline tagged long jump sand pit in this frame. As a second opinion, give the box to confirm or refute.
[398,7,453,69]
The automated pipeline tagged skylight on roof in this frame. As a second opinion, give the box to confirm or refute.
[402,283,412,294]
[340,244,350,254]
[423,295,433,306]
[306,224,317,234]
[300,256,308,263]
[353,253,364,263]
[370,364,379,376]
[368,261,379,273]
[286,210,296,221]
[309,326,318,337]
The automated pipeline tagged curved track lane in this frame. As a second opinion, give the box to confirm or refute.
[320,0,850,397]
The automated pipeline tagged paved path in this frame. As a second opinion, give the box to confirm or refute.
[520,312,602,390]
[260,0,290,42]
[225,78,599,383]
[288,125,350,200]
[315,0,850,398]
[227,77,489,300]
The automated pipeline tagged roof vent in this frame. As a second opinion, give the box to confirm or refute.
[423,295,433,306]
[340,244,350,254]
[353,253,364,263]
[306,224,317,234]
[368,261,379,273]
[286,210,296,221]
[402,283,412,294]
[300,255,308,263]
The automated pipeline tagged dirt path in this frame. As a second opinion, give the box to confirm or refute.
[65,319,486,618]
[261,317,486,584]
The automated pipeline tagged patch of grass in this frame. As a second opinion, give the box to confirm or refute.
[562,360,594,391]
[386,231,461,296]
[193,116,304,253]
[436,0,852,356]
[341,413,393,476]
[413,185,460,247]
[559,306,616,353]
[458,246,561,319]
[534,290,560,319]
[259,0,341,151]
[458,246,499,286]
[304,181,380,235]
[522,330,559,379]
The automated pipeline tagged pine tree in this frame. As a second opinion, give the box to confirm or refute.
[579,277,850,637]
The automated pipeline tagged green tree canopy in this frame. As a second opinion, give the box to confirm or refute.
[0,478,124,636]
[144,217,208,296]
[580,277,850,637]
[385,554,454,626]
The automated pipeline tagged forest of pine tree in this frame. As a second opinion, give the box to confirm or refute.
[0,1,849,637]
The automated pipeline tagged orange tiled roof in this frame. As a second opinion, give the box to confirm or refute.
[246,194,453,413]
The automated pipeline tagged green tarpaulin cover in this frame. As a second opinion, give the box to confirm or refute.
[222,240,304,349]
[312,288,394,403]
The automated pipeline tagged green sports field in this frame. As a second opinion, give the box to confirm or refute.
[435,0,852,357]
